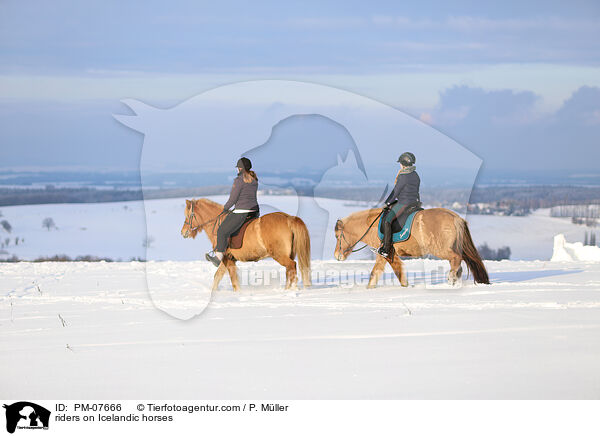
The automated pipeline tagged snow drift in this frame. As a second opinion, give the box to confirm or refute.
[551,233,600,261]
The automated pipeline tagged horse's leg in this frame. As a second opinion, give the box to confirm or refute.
[224,257,241,291]
[367,255,387,289]
[456,264,463,279]
[386,254,408,287]
[272,255,297,290]
[447,253,463,286]
[212,262,228,291]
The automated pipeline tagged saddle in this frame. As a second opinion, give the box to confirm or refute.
[378,201,424,243]
[390,201,423,233]
[228,212,259,250]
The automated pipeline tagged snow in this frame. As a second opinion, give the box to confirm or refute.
[0,196,593,261]
[2,259,600,399]
[465,208,592,260]
[3,195,599,398]
[551,233,600,262]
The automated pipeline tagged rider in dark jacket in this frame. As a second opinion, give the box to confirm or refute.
[378,152,420,257]
[205,157,259,267]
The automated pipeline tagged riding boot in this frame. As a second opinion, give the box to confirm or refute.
[378,221,393,257]
[205,251,223,268]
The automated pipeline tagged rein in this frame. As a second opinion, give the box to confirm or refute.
[337,210,383,256]
[185,202,227,238]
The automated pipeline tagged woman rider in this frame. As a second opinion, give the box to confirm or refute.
[205,157,259,267]
[377,152,420,257]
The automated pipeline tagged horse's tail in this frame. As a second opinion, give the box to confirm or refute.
[454,217,490,284]
[290,216,312,287]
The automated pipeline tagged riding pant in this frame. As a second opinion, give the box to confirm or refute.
[215,208,259,252]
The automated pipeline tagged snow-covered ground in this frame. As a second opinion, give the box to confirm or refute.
[2,259,600,399]
[2,196,599,398]
[0,195,592,261]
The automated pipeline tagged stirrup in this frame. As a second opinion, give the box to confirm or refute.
[371,245,390,258]
[378,249,390,258]
[205,251,222,268]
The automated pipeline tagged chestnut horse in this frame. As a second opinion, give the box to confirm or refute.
[334,207,489,287]
[181,198,311,290]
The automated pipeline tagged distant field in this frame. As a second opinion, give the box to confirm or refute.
[0,195,592,262]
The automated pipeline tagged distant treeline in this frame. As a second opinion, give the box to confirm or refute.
[0,254,146,262]
[469,186,600,209]
[1,184,600,209]
[0,187,142,206]
[550,204,599,218]
[477,243,511,261]
[551,204,599,227]
[0,186,229,206]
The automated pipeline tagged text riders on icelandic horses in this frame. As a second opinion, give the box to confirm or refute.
[181,157,311,291]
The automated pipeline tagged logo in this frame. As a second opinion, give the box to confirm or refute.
[3,402,50,434]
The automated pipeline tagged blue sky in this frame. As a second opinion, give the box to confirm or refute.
[1,0,599,178]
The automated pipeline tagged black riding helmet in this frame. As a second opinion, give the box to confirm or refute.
[397,152,416,166]
[236,157,252,171]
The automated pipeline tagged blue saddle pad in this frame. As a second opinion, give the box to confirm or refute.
[377,210,419,243]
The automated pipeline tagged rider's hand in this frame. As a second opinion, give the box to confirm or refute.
[383,203,391,212]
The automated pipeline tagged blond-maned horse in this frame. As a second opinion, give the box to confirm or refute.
[181,198,311,290]
[334,207,490,287]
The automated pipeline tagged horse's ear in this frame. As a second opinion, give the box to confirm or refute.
[335,219,343,231]
[186,199,191,206]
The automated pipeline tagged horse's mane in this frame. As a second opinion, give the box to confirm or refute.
[343,208,381,226]
[193,198,223,210]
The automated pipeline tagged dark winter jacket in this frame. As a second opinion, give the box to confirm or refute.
[385,170,420,205]
[223,174,259,211]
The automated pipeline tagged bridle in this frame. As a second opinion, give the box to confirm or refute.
[184,202,227,238]
[335,211,383,258]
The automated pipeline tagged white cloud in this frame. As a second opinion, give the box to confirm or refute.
[368,14,599,33]
[2,64,600,115]
[446,15,599,32]
[382,41,486,51]
[286,17,367,29]
[370,15,435,29]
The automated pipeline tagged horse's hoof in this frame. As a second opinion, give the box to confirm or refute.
[447,277,461,287]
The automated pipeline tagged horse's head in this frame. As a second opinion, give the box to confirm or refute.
[181,199,200,239]
[333,218,350,261]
